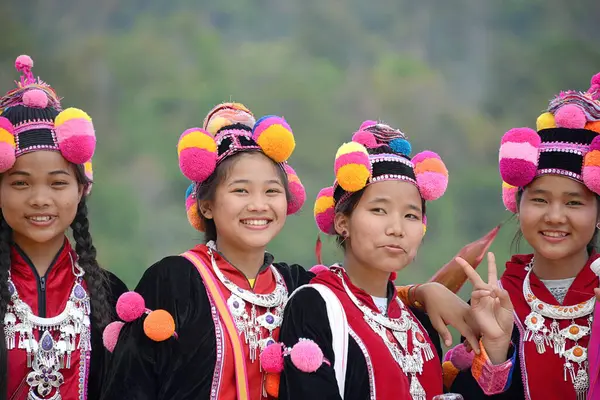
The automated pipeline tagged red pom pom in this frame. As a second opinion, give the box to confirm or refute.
[116,291,146,322]
[389,272,397,281]
[260,342,285,373]
[290,339,324,372]
[103,321,125,353]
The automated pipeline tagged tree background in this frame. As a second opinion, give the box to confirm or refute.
[2,0,599,341]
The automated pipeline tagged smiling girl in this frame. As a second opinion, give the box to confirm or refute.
[0,55,127,400]
[275,121,450,400]
[101,105,479,400]
[444,73,600,400]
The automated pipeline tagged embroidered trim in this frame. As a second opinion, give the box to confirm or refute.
[349,328,376,400]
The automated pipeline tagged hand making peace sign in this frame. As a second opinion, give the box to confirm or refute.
[455,252,514,362]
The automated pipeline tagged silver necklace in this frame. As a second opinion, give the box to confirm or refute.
[335,267,432,400]
[4,254,91,400]
[522,258,594,400]
[206,241,288,362]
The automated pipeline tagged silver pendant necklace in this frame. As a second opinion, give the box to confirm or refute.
[4,253,91,400]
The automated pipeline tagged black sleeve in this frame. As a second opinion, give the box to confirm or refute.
[99,256,217,400]
[278,287,343,400]
[449,320,523,399]
[87,271,128,400]
[273,262,315,291]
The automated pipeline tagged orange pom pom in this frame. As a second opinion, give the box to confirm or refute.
[265,373,281,398]
[143,309,176,342]
[585,121,600,134]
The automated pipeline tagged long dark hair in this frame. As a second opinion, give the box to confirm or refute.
[511,187,600,255]
[0,164,110,400]
[195,151,291,244]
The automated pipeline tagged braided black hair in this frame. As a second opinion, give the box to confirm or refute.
[0,216,12,400]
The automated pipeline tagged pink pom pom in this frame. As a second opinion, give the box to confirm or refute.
[15,55,33,71]
[352,130,378,148]
[0,117,14,134]
[22,89,48,108]
[591,72,600,87]
[178,128,217,183]
[359,120,378,130]
[502,184,518,213]
[583,136,600,195]
[103,321,125,353]
[285,164,306,215]
[554,104,587,129]
[54,117,96,164]
[290,339,324,373]
[314,186,336,235]
[116,291,146,322]
[0,143,16,173]
[416,172,448,201]
[260,342,285,373]
[499,128,540,187]
[309,264,329,274]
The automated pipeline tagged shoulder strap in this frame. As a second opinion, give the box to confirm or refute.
[181,251,250,400]
[289,283,348,397]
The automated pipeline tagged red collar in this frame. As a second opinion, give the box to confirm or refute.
[10,238,74,281]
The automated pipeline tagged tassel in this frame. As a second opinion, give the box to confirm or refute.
[315,234,323,265]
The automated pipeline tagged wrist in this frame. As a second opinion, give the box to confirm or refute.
[481,336,511,365]
[409,283,425,310]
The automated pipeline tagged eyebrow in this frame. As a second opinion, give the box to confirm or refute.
[529,188,583,197]
[228,179,283,186]
[7,170,71,177]
[368,197,422,212]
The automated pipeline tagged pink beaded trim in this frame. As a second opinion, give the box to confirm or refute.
[14,120,55,134]
[370,153,414,167]
[349,328,376,400]
[207,292,225,399]
[536,168,582,182]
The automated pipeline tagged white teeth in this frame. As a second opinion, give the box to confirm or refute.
[29,216,52,222]
[542,231,567,238]
[241,219,269,226]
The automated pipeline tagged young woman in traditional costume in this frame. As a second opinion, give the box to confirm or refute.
[101,105,480,400]
[445,73,600,400]
[0,55,128,400]
[273,120,450,400]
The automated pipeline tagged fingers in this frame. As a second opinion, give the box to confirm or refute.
[494,287,514,312]
[456,321,480,355]
[487,252,498,287]
[455,257,487,288]
[429,314,453,347]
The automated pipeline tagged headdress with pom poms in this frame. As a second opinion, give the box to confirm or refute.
[314,121,449,237]
[499,72,600,212]
[180,102,306,231]
[0,55,96,193]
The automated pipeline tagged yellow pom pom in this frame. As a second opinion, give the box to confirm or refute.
[143,310,175,342]
[55,108,92,127]
[337,164,370,192]
[177,130,217,155]
[0,128,15,147]
[255,126,296,163]
[335,141,367,158]
[536,112,556,131]
[314,193,335,215]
